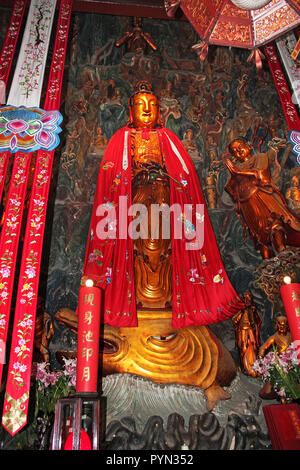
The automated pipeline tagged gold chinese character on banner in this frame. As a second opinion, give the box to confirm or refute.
[82,330,96,343]
[295,306,300,317]
[84,293,96,306]
[83,310,93,325]
[81,366,90,382]
[292,290,300,301]
[82,347,93,361]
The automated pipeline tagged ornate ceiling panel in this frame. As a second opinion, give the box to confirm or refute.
[180,0,300,48]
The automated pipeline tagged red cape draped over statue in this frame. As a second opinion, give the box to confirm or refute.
[82,126,244,328]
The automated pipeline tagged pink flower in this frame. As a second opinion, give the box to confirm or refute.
[0,267,11,278]
[25,267,36,279]
[68,374,77,388]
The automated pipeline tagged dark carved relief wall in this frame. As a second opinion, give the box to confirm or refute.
[43,12,298,358]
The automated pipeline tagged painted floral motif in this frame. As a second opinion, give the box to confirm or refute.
[105,267,112,284]
[187,268,205,285]
[0,152,9,186]
[178,213,195,235]
[17,0,54,99]
[0,1,27,83]
[19,250,39,306]
[88,249,103,266]
[29,194,46,243]
[102,160,115,170]
[200,253,207,266]
[213,269,224,284]
[179,173,188,187]
[4,194,22,241]
[0,249,14,306]
[0,106,62,153]
[10,312,33,389]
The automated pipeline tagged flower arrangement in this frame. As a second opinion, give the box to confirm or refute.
[0,358,77,450]
[33,358,77,417]
[252,342,300,401]
[30,358,77,449]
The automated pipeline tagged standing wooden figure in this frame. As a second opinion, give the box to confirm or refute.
[232,291,262,377]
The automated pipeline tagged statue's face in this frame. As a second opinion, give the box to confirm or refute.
[230,140,251,161]
[243,292,252,305]
[276,316,289,335]
[131,92,159,128]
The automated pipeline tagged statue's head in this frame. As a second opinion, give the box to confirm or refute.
[228,138,252,162]
[128,81,161,128]
[276,315,289,335]
[291,175,300,188]
[243,291,252,305]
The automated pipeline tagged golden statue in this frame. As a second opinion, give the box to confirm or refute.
[223,138,300,259]
[130,92,172,308]
[232,291,262,377]
[286,175,300,214]
[56,82,245,411]
[89,126,108,153]
[115,17,157,54]
[258,315,292,399]
[259,315,292,357]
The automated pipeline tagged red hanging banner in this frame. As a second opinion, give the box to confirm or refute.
[264,43,300,132]
[0,0,28,99]
[0,0,28,212]
[0,152,32,386]
[2,0,74,436]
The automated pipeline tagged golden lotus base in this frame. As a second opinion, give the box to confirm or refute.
[101,309,236,411]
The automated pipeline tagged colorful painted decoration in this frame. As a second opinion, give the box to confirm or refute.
[289,130,300,166]
[1,0,73,437]
[0,105,63,153]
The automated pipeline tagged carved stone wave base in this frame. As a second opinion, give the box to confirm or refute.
[101,309,237,411]
[100,371,273,450]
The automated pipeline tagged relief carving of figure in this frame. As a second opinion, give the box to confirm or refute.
[222,138,300,259]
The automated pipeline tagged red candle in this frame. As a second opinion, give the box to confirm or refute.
[76,282,102,393]
[280,281,300,362]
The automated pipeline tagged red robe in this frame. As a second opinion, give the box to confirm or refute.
[82,126,244,328]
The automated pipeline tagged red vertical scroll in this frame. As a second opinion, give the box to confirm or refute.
[0,0,28,97]
[0,152,32,385]
[2,0,74,436]
[76,285,102,394]
[264,43,300,132]
[0,0,28,209]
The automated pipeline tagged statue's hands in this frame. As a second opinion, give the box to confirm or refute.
[223,156,238,174]
[222,153,234,168]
